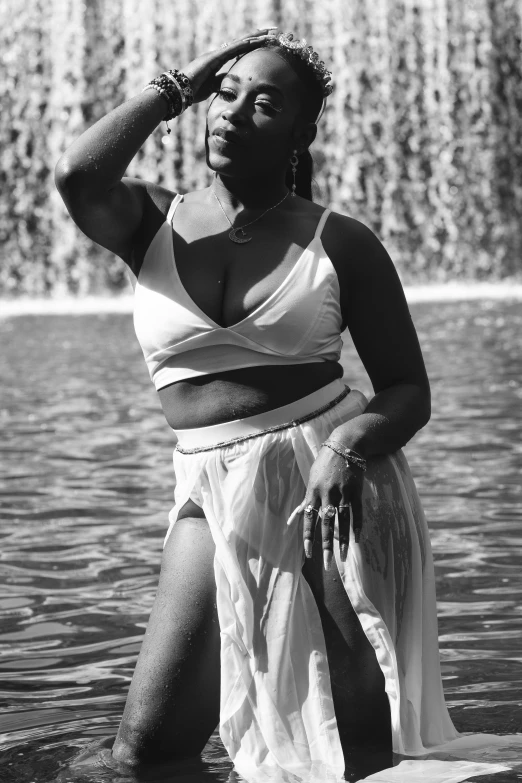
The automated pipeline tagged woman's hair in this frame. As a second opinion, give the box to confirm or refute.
[267,44,325,201]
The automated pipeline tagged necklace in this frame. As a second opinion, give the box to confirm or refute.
[212,186,290,244]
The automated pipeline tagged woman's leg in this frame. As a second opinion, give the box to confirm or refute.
[302,531,392,760]
[110,503,221,766]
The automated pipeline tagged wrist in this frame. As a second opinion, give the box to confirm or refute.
[142,85,172,113]
[321,440,367,471]
[327,423,370,460]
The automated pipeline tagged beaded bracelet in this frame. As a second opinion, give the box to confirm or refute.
[142,69,193,133]
[142,75,181,118]
[164,69,194,110]
[142,82,178,117]
[321,440,367,471]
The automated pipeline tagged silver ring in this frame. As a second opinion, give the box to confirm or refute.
[321,504,337,519]
[220,42,230,49]
[304,504,318,517]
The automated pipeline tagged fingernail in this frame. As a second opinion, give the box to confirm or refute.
[287,508,298,526]
[340,543,348,561]
[304,540,313,558]
[323,550,332,570]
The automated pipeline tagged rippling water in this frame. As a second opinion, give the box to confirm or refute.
[0,299,521,782]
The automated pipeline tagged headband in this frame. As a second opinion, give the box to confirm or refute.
[262,31,333,97]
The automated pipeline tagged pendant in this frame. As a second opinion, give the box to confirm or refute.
[229,227,252,244]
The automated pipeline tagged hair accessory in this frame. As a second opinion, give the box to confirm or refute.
[264,31,333,96]
[212,182,290,244]
[290,150,299,197]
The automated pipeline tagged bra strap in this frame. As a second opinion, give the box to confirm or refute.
[314,208,331,240]
[166,193,183,225]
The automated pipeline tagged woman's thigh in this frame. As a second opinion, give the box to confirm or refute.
[112,506,221,764]
[302,531,392,753]
[111,499,391,767]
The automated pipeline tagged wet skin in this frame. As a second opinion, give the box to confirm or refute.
[103,183,393,773]
[62,44,431,779]
[72,514,391,778]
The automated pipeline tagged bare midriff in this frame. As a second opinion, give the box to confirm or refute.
[157,361,344,430]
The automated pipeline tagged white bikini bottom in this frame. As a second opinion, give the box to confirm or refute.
[167,379,522,783]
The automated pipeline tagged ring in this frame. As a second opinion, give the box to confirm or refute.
[220,42,230,48]
[321,504,337,519]
[338,504,350,509]
[304,504,318,517]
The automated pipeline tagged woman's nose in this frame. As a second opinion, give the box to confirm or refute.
[221,102,249,125]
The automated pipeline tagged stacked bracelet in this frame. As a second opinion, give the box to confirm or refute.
[164,69,194,111]
[321,440,368,471]
[142,69,193,133]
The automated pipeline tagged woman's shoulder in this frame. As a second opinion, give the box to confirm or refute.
[322,207,380,247]
[320,207,397,286]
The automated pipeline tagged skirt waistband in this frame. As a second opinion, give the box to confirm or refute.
[174,378,350,452]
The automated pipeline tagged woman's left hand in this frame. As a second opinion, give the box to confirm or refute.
[294,446,365,569]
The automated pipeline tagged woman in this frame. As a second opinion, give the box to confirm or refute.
[55,27,510,783]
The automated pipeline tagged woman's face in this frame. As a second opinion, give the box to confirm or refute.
[205,48,315,180]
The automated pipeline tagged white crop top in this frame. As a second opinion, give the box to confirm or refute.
[133,194,344,390]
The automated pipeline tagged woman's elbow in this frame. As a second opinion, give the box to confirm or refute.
[417,381,431,429]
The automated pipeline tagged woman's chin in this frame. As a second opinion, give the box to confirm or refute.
[207,152,242,174]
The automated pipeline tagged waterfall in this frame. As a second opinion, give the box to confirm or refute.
[0,0,521,294]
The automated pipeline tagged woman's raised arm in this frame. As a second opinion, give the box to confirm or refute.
[54,30,274,270]
[54,90,169,268]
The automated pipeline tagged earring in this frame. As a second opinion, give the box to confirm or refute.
[290,149,299,197]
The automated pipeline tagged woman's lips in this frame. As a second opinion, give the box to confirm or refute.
[210,134,242,154]
[212,127,244,146]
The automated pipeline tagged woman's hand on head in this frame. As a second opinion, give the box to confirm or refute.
[294,447,365,570]
[183,30,277,104]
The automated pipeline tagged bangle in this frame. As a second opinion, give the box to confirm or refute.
[142,76,181,118]
[163,69,194,111]
[163,71,186,111]
[142,83,176,114]
[142,69,193,134]
[321,440,367,471]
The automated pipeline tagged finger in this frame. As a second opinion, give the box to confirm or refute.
[351,484,364,544]
[302,495,321,558]
[287,504,302,526]
[321,495,338,571]
[337,489,351,562]
[219,33,274,59]
[239,28,278,38]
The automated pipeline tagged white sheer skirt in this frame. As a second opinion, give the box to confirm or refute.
[165,379,521,783]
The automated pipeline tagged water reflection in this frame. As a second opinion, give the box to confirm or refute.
[0,300,521,781]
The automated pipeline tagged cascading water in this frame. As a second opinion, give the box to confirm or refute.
[0,0,521,295]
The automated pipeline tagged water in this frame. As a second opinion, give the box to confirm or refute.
[0,299,521,782]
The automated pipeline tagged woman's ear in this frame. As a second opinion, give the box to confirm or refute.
[305,122,318,149]
[292,122,317,157]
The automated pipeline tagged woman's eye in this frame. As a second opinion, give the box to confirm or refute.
[218,89,281,114]
[218,89,236,101]
[256,100,280,113]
